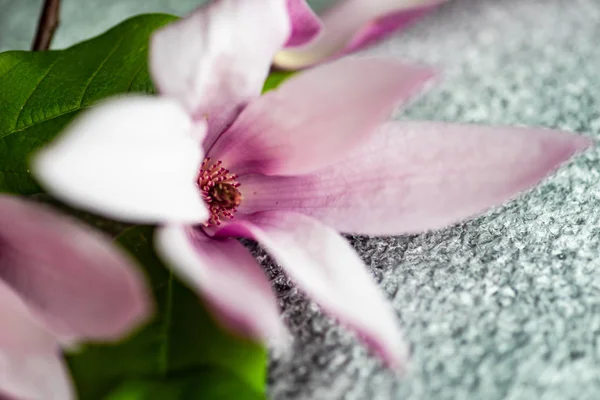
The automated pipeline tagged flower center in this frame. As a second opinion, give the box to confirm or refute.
[198,158,241,226]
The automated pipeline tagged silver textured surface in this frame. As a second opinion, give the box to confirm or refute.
[268,0,600,399]
[2,0,600,399]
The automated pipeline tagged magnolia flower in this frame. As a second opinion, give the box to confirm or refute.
[33,0,590,370]
[0,196,150,399]
[275,0,449,70]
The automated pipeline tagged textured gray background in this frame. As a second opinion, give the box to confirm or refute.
[3,0,600,399]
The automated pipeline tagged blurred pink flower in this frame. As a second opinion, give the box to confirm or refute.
[33,0,590,370]
[0,196,150,400]
[275,0,449,70]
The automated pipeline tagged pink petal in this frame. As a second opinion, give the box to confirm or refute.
[0,195,151,343]
[238,122,592,235]
[155,225,286,346]
[0,282,74,400]
[150,0,291,147]
[0,281,57,355]
[209,58,435,176]
[345,3,444,54]
[274,0,447,70]
[285,0,323,47]
[33,96,209,225]
[216,212,408,369]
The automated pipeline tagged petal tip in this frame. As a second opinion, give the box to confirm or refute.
[362,327,411,373]
[543,130,593,167]
[572,134,594,153]
[284,0,323,48]
[389,344,411,376]
[364,57,440,92]
[105,274,154,341]
[266,321,292,354]
[412,64,440,91]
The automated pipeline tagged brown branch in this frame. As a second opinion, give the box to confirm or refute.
[31,0,61,51]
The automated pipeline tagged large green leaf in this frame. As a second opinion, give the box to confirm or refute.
[0,14,176,195]
[67,226,267,400]
[105,369,264,400]
[0,11,297,197]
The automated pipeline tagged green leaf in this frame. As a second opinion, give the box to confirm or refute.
[66,226,267,400]
[262,70,295,93]
[0,14,177,195]
[0,11,296,196]
[105,369,265,400]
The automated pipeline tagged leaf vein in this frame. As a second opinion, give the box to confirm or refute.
[13,58,61,131]
[1,108,81,140]
[158,271,174,375]
[0,60,25,81]
[79,36,127,106]
[126,61,146,92]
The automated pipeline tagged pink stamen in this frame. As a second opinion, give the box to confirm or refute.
[198,157,242,227]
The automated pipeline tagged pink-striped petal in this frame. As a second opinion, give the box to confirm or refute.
[0,281,74,400]
[274,0,447,70]
[238,121,592,235]
[155,225,286,346]
[0,195,151,344]
[209,58,435,176]
[216,212,408,369]
[150,0,291,147]
[33,96,208,225]
[285,0,322,47]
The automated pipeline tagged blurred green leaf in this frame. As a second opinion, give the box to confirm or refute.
[0,14,176,195]
[262,70,295,93]
[67,226,267,400]
[105,368,264,400]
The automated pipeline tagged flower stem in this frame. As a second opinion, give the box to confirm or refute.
[31,0,61,51]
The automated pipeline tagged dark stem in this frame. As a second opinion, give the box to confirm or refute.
[31,0,61,51]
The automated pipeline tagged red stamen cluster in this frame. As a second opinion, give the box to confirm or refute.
[198,157,242,226]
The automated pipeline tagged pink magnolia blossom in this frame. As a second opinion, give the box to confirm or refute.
[0,196,150,399]
[33,0,590,370]
[275,0,449,70]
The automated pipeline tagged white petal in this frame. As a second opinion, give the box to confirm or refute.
[150,0,291,147]
[34,96,209,224]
